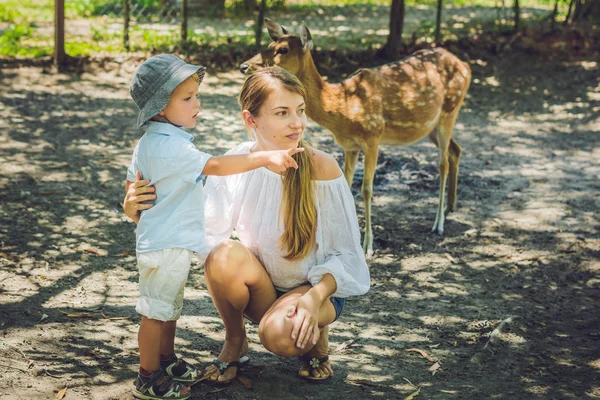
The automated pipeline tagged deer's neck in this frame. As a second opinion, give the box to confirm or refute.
[297,55,345,131]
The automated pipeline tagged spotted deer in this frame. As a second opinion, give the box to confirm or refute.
[240,19,471,257]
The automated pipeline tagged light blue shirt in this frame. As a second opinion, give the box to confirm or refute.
[127,122,212,254]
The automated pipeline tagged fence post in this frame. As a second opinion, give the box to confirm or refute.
[513,0,520,30]
[181,0,188,42]
[54,0,66,70]
[123,0,130,51]
[255,0,267,48]
[435,0,443,45]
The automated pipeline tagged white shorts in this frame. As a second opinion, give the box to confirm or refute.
[135,248,192,321]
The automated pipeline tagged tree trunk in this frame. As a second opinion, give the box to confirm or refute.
[255,0,267,47]
[572,0,600,22]
[187,0,225,16]
[123,0,130,50]
[564,0,575,24]
[54,0,66,70]
[244,0,256,13]
[181,0,187,41]
[513,0,520,31]
[435,0,443,44]
[381,0,405,60]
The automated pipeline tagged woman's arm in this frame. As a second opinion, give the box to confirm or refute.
[286,149,369,349]
[123,171,156,223]
[307,150,370,298]
[287,273,337,349]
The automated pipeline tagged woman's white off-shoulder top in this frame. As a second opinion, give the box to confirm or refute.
[203,142,370,298]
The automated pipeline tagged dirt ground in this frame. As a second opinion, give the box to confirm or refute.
[1,42,599,400]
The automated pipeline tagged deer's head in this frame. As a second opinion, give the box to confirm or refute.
[240,19,314,76]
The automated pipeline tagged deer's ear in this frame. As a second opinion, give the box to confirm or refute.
[300,22,313,51]
[265,18,285,41]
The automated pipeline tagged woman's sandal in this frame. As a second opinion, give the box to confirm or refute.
[298,355,332,382]
[203,355,250,386]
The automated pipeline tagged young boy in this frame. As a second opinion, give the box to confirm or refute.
[127,54,302,400]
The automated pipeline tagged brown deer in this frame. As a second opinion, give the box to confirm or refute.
[240,19,471,257]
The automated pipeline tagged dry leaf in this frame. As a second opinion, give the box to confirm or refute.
[236,375,253,389]
[429,362,441,376]
[101,313,132,321]
[405,348,436,363]
[335,339,355,352]
[350,379,380,387]
[209,387,228,394]
[404,386,421,400]
[66,313,95,318]
[116,250,133,257]
[57,387,67,399]
[0,252,19,262]
[81,247,102,256]
[444,253,458,263]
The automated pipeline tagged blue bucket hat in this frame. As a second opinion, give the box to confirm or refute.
[130,54,206,128]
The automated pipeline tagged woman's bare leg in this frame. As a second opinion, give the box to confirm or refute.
[298,326,333,378]
[203,240,277,383]
[258,286,337,378]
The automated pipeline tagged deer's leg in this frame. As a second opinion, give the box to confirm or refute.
[343,149,360,187]
[361,142,379,258]
[446,138,462,215]
[429,126,450,235]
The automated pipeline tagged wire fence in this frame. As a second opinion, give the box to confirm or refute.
[3,0,559,59]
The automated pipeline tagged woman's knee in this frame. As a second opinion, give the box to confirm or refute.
[258,309,303,357]
[205,240,248,278]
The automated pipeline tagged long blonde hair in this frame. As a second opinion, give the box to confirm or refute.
[238,67,317,261]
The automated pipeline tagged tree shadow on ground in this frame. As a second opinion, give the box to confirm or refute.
[0,49,598,399]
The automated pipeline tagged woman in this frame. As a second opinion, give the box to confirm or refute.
[124,67,370,383]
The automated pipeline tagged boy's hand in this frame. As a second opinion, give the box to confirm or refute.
[267,147,305,173]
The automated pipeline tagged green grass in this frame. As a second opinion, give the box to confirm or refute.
[285,0,558,7]
[0,0,563,58]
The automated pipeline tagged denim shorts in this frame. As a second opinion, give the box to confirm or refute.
[275,288,345,322]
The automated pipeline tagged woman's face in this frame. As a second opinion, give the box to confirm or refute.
[250,85,307,150]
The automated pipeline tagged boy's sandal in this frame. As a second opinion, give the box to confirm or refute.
[204,355,250,386]
[161,356,201,384]
[299,355,332,382]
[133,370,191,400]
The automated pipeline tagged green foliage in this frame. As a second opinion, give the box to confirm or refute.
[66,39,122,55]
[0,0,565,58]
[0,23,51,56]
[2,0,53,23]
[0,5,22,22]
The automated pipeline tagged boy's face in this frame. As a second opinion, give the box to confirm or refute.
[159,76,201,128]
